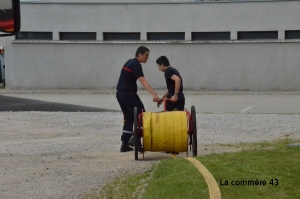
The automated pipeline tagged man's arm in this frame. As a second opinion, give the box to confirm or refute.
[170,75,181,102]
[162,91,169,99]
[138,76,160,102]
[157,91,168,107]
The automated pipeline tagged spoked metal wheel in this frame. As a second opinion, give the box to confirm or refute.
[191,105,197,156]
[134,107,139,160]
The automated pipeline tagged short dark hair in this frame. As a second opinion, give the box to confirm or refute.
[156,56,170,67]
[135,46,150,57]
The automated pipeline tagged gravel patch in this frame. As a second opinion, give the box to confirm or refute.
[0,112,299,199]
[198,114,300,144]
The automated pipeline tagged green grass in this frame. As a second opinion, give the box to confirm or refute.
[198,139,300,199]
[142,158,209,199]
[86,139,300,199]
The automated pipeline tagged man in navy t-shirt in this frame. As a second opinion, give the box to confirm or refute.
[156,56,185,111]
[116,46,160,152]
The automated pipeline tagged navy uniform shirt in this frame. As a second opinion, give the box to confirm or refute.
[116,58,144,93]
[164,67,183,95]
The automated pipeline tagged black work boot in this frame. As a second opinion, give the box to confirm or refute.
[120,141,134,152]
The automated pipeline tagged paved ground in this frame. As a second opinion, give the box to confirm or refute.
[1,88,300,114]
[0,95,117,112]
[0,86,299,199]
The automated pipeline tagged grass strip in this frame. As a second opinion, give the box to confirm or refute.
[86,139,300,199]
[142,158,209,199]
[197,139,300,199]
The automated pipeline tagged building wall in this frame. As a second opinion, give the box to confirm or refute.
[5,1,300,90]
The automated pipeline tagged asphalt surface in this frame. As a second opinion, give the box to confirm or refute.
[1,87,300,114]
[0,95,117,112]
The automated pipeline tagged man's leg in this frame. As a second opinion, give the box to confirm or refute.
[177,95,185,111]
[116,92,145,152]
[116,92,134,152]
[127,93,145,152]
[166,100,176,111]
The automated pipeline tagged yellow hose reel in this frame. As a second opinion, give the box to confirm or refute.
[133,105,197,160]
[143,111,188,152]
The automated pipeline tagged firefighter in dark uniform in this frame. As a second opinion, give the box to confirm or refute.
[116,46,160,152]
[156,56,185,111]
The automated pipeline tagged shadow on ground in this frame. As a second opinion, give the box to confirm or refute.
[0,95,118,112]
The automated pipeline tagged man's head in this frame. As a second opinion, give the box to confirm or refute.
[135,46,150,63]
[156,56,170,72]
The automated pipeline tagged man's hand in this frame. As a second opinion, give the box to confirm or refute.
[157,99,164,107]
[153,94,160,102]
[171,95,178,102]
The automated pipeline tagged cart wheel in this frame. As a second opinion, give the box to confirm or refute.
[189,134,192,152]
[134,107,139,160]
[191,105,197,156]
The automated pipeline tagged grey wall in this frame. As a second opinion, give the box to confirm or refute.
[5,1,300,90]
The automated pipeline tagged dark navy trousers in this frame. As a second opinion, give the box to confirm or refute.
[116,91,145,142]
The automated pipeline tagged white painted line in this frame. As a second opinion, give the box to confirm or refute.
[241,106,253,113]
